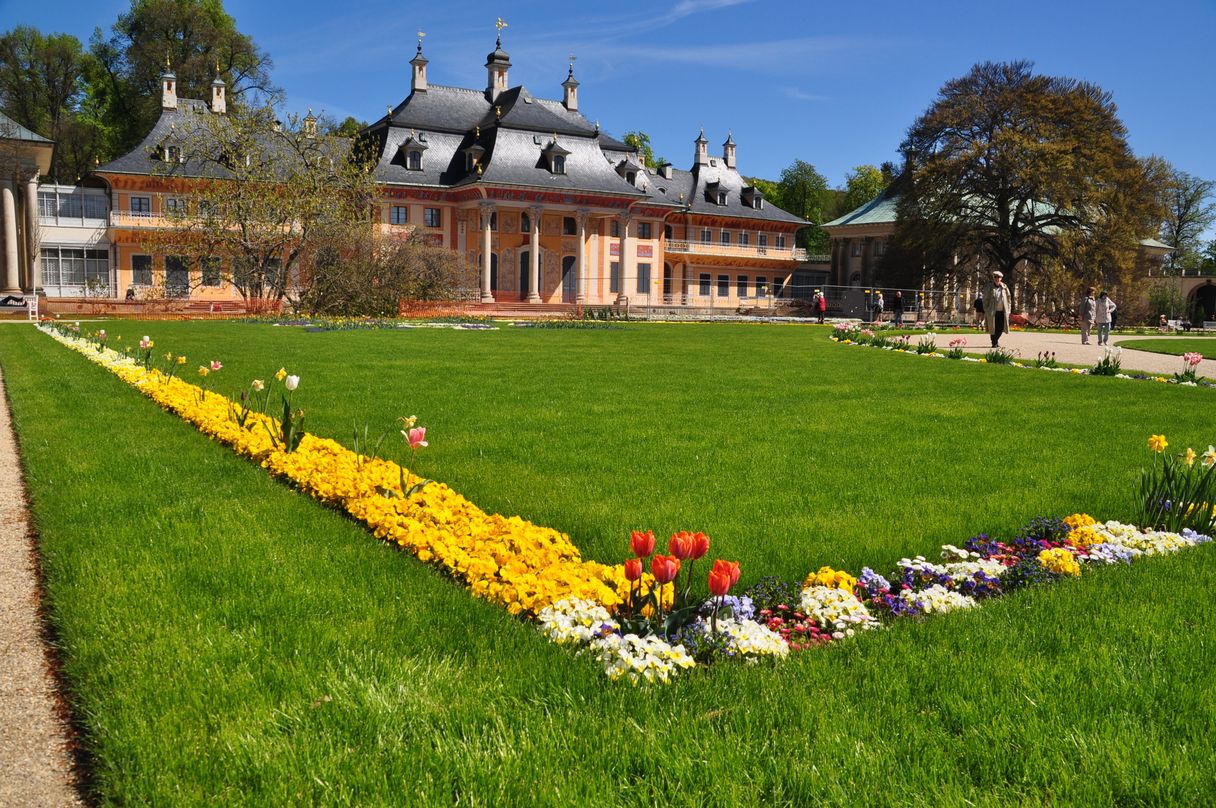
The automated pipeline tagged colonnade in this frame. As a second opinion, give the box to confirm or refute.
[0,175,41,295]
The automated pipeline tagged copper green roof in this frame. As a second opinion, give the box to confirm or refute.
[823,188,897,227]
[0,111,52,144]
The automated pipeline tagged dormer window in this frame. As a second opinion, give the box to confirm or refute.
[626,172,636,185]
[756,197,763,210]
[717,192,728,206]
[543,138,571,175]
[407,150,422,170]
[552,155,566,174]
[162,144,182,163]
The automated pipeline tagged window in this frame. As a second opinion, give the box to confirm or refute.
[58,194,82,219]
[465,153,476,172]
[41,247,109,294]
[391,205,409,225]
[700,228,711,243]
[552,155,566,174]
[721,231,731,245]
[521,212,531,233]
[626,172,636,185]
[874,239,886,256]
[165,197,185,214]
[851,241,861,257]
[84,195,107,220]
[611,220,620,238]
[610,261,620,294]
[717,192,727,205]
[759,233,768,248]
[636,263,651,295]
[772,278,784,298]
[756,198,764,210]
[638,222,652,240]
[717,275,729,297]
[425,207,442,227]
[563,217,577,236]
[663,224,673,240]
[201,257,222,287]
[756,276,768,296]
[407,150,422,170]
[699,273,711,296]
[164,144,180,162]
[776,234,787,249]
[739,232,749,246]
[132,255,153,286]
[130,196,151,214]
[736,276,748,297]
[165,255,190,298]
[38,191,56,219]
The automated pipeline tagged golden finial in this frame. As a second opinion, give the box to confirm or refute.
[496,17,508,33]
[418,29,426,46]
[165,53,171,69]
[495,105,502,119]
[387,104,392,117]
[475,125,480,137]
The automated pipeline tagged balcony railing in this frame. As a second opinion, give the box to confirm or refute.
[665,240,807,262]
[111,211,170,228]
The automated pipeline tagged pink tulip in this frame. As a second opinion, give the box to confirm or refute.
[210,360,223,371]
[407,426,428,449]
[1183,352,1203,367]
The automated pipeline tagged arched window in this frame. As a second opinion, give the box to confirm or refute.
[552,155,566,174]
[521,212,530,233]
[407,150,422,170]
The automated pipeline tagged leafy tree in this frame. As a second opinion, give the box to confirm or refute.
[1159,168,1216,272]
[89,0,277,157]
[144,106,378,310]
[776,159,829,252]
[329,116,368,138]
[0,26,100,181]
[889,60,1165,298]
[622,130,664,169]
[840,164,885,212]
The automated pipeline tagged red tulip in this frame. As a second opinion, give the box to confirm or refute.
[689,532,710,560]
[630,530,655,558]
[708,568,733,597]
[651,554,681,585]
[668,531,694,560]
[623,558,643,582]
[712,559,741,587]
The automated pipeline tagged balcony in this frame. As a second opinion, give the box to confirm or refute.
[111,211,171,229]
[665,240,807,262]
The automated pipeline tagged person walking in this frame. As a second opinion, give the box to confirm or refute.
[1095,291,1116,345]
[872,290,885,324]
[813,289,827,324]
[983,270,1011,347]
[973,292,984,327]
[892,291,905,327]
[1079,287,1096,345]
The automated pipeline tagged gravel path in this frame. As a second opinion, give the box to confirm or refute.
[914,329,1216,378]
[0,363,83,807]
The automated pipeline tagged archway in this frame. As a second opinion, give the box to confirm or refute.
[1190,280,1216,324]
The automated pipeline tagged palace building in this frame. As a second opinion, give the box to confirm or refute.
[48,31,808,311]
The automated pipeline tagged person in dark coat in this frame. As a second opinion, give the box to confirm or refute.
[892,291,905,326]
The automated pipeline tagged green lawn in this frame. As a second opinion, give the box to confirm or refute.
[2,321,1215,806]
[1118,336,1216,360]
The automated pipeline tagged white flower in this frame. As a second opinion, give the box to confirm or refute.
[714,617,788,658]
[284,374,300,391]
[537,598,617,645]
[800,585,880,634]
[900,584,977,614]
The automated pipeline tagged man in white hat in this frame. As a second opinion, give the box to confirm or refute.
[983,270,1011,347]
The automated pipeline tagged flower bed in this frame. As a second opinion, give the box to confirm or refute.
[37,324,1215,684]
[830,324,1216,388]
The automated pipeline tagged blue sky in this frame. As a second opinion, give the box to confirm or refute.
[3,0,1215,190]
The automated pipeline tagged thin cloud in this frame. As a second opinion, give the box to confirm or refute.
[784,87,830,102]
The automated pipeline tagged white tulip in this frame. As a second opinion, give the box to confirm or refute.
[285,375,300,391]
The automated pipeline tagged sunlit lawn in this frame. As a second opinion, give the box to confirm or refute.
[2,321,1214,806]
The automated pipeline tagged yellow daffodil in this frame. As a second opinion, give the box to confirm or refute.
[1148,434,1168,453]
[177,355,187,365]
[1184,447,1196,466]
[275,367,287,381]
[198,366,209,377]
[1203,445,1216,468]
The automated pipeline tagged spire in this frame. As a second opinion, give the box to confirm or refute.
[411,30,429,92]
[161,56,178,110]
[303,108,317,138]
[210,63,226,114]
[485,18,511,101]
[723,130,736,168]
[562,54,580,111]
[694,128,709,165]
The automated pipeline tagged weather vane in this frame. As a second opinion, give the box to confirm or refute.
[417,30,425,48]
[569,54,577,69]
[496,17,508,33]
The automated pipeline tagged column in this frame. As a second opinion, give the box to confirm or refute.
[479,203,494,303]
[26,176,40,293]
[527,205,542,303]
[575,209,588,304]
[1,181,19,294]
[616,212,631,304]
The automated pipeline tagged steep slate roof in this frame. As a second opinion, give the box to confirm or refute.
[655,160,806,225]
[456,127,645,196]
[0,111,52,143]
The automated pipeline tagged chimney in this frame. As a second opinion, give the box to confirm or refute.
[410,33,429,93]
[694,129,708,166]
[211,69,227,114]
[161,58,178,111]
[723,131,736,169]
[562,57,579,112]
[660,164,673,180]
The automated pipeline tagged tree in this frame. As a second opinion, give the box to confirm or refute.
[0,26,100,181]
[776,159,829,253]
[840,164,885,212]
[890,61,1165,298]
[1160,168,1216,272]
[300,237,471,316]
[622,130,664,169]
[89,0,277,158]
[144,106,378,311]
[328,116,368,138]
